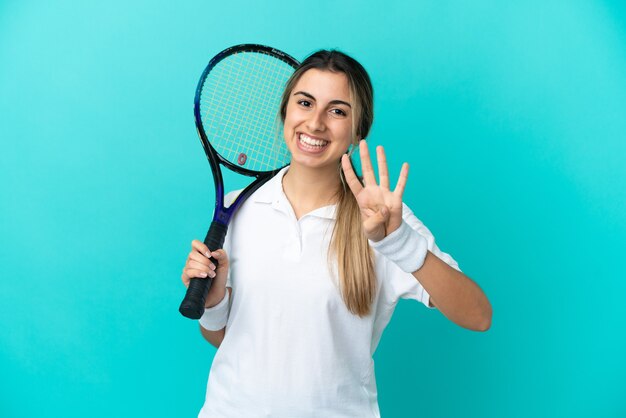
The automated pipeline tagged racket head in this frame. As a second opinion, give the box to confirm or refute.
[194,44,298,178]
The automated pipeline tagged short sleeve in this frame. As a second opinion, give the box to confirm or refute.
[377,203,461,309]
[401,203,462,273]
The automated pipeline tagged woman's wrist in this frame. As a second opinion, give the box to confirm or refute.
[205,288,227,309]
[199,290,230,331]
[369,220,428,273]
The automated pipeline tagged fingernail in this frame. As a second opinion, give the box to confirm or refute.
[200,272,208,278]
[205,251,211,258]
[210,264,216,270]
[209,271,216,278]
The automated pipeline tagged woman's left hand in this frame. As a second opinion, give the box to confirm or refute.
[341,140,408,242]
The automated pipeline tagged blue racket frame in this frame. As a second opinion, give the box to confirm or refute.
[179,44,299,319]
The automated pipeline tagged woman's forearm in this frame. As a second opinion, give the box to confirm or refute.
[200,325,225,348]
[414,251,492,331]
[198,287,231,348]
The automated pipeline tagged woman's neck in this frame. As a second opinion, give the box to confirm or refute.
[282,162,342,220]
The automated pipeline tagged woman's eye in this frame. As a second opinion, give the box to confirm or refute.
[331,108,347,117]
[298,100,312,107]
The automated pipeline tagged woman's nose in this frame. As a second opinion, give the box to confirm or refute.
[306,109,326,132]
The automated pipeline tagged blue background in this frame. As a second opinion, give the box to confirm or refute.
[1,1,625,417]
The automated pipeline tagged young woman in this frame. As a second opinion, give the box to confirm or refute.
[182,49,492,417]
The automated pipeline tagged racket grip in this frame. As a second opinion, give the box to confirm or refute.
[179,221,229,319]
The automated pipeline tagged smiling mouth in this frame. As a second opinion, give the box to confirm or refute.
[298,133,329,150]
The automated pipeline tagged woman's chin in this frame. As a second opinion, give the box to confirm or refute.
[289,154,338,171]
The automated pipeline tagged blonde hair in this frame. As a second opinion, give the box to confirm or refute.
[279,50,376,317]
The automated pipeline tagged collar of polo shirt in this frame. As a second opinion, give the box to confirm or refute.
[250,166,337,220]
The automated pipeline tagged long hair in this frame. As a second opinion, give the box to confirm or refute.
[279,50,376,317]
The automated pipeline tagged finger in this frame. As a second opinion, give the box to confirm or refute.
[188,260,217,277]
[182,269,207,286]
[376,146,390,190]
[341,154,364,196]
[359,140,377,186]
[191,239,212,258]
[185,265,214,279]
[181,271,190,287]
[188,252,216,270]
[394,162,409,197]
[210,249,229,262]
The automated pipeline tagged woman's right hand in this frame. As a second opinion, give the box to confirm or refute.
[181,239,230,308]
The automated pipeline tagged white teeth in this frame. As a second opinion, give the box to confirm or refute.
[299,134,328,147]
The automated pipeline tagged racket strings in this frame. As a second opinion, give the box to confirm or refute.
[229,54,290,168]
[220,56,281,166]
[199,51,293,172]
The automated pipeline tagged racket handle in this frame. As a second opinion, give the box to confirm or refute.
[179,221,229,319]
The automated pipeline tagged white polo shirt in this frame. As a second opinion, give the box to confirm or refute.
[199,166,461,418]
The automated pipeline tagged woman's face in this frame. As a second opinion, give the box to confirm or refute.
[283,69,355,171]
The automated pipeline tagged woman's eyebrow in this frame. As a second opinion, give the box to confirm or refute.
[293,91,352,108]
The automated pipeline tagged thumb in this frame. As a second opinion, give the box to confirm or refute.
[210,249,229,266]
[370,206,389,226]
[380,206,390,222]
[363,206,390,240]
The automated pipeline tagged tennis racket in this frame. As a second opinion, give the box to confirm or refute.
[179,44,299,319]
